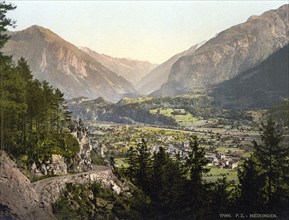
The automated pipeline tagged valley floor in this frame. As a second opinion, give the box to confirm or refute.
[87,116,267,184]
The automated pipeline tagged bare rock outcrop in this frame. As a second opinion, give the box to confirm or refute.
[31,154,68,177]
[71,125,92,172]
[0,151,55,220]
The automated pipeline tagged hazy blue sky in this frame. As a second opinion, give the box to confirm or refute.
[7,1,287,63]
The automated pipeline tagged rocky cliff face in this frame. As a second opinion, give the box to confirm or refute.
[0,151,55,220]
[136,42,205,95]
[81,47,157,86]
[2,25,136,102]
[156,4,289,96]
[70,123,92,172]
[211,44,289,109]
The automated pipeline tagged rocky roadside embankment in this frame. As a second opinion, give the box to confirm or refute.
[0,150,55,220]
[0,120,133,219]
[32,165,130,214]
[0,150,131,219]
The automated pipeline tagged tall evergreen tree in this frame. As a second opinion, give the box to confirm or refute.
[0,1,16,50]
[0,60,26,155]
[16,58,33,149]
[237,157,266,212]
[236,117,289,215]
[135,138,152,194]
[184,135,210,219]
[150,146,169,206]
[150,147,186,217]
[0,0,16,152]
[252,117,288,210]
[126,146,137,181]
[209,177,232,217]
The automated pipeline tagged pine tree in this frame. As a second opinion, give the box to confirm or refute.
[135,138,152,194]
[149,146,171,216]
[210,177,232,216]
[253,117,289,210]
[150,147,168,205]
[126,138,152,194]
[184,135,210,219]
[16,57,33,82]
[0,1,16,152]
[16,58,33,149]
[0,59,26,155]
[237,157,266,212]
[126,146,137,181]
[0,1,16,50]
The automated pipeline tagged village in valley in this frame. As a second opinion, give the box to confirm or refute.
[87,114,263,182]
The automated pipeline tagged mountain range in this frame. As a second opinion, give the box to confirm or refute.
[154,4,289,96]
[80,47,157,86]
[2,25,152,102]
[136,42,205,95]
[67,41,289,126]
[1,4,288,106]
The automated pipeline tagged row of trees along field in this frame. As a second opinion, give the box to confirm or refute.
[0,1,79,168]
[120,118,289,219]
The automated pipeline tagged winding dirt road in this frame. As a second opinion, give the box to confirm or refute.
[32,165,110,195]
[31,165,112,215]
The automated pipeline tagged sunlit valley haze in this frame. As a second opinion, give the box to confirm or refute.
[7,0,287,63]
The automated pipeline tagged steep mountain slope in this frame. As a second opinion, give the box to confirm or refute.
[155,4,289,96]
[211,44,289,109]
[81,47,157,86]
[2,25,136,102]
[136,42,205,95]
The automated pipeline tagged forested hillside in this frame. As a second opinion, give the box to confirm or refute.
[68,94,214,126]
[0,3,79,172]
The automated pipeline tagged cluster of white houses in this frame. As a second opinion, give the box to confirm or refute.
[149,142,241,170]
[205,152,240,169]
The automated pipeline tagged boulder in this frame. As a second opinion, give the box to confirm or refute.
[95,198,108,208]
[105,203,114,211]
[50,155,68,175]
[70,200,80,210]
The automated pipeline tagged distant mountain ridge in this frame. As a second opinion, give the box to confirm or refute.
[155,4,289,96]
[2,25,137,102]
[2,4,288,104]
[80,47,157,86]
[136,41,205,95]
